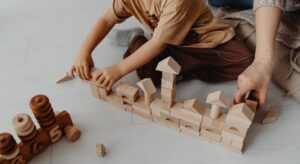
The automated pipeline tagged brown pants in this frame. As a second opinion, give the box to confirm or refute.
[124,36,254,85]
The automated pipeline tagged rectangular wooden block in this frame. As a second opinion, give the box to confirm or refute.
[132,97,151,115]
[162,72,176,81]
[161,79,175,90]
[98,87,111,100]
[221,129,245,143]
[180,125,200,138]
[231,141,244,151]
[152,115,180,132]
[150,98,163,116]
[221,137,232,145]
[202,110,213,127]
[245,100,258,113]
[124,103,133,112]
[160,112,180,125]
[211,140,243,154]
[161,100,173,111]
[90,85,100,98]
[212,113,226,131]
[116,83,139,102]
[132,110,153,121]
[180,120,200,131]
[200,128,221,142]
[161,87,176,99]
[107,93,124,110]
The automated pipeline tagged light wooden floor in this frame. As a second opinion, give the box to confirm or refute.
[1,0,300,163]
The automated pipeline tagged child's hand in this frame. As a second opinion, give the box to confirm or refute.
[234,60,273,107]
[92,64,124,91]
[70,51,94,80]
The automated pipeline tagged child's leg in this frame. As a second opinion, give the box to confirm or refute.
[123,36,254,84]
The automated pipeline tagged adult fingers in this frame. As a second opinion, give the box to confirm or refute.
[257,88,267,108]
[76,66,83,80]
[79,66,87,80]
[69,66,76,77]
[102,78,110,89]
[97,75,106,86]
[234,75,253,103]
[84,64,91,80]
[107,80,113,91]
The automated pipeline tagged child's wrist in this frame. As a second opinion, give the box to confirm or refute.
[116,63,128,76]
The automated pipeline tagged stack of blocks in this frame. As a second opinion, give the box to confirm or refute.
[83,57,258,154]
[0,95,81,164]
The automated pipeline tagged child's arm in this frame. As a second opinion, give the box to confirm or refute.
[93,38,167,90]
[70,9,117,80]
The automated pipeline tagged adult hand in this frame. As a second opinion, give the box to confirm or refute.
[234,60,273,107]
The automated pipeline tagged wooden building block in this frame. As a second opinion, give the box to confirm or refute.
[262,107,277,124]
[180,125,200,138]
[221,137,232,145]
[161,79,175,90]
[116,83,139,102]
[206,90,232,108]
[231,141,244,151]
[124,104,133,112]
[161,100,173,110]
[160,112,180,125]
[152,115,180,132]
[64,125,81,142]
[221,129,245,143]
[183,98,206,114]
[96,142,106,157]
[90,85,100,99]
[202,110,213,127]
[56,72,74,84]
[245,100,258,113]
[200,128,221,142]
[180,120,200,132]
[170,103,183,118]
[156,56,181,75]
[206,90,232,119]
[212,113,227,131]
[98,87,111,100]
[227,103,254,123]
[162,72,176,81]
[132,97,151,116]
[161,87,176,99]
[12,114,37,144]
[107,93,124,109]
[137,78,157,96]
[132,110,153,121]
[150,98,163,116]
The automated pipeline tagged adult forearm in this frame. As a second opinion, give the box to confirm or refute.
[255,6,282,63]
[80,10,116,55]
[118,39,167,75]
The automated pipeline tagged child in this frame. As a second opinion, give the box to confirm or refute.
[70,0,253,92]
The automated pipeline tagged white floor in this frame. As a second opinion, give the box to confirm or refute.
[1,0,300,163]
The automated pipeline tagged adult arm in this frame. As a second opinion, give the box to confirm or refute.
[235,5,282,107]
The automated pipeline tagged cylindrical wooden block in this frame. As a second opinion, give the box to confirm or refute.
[0,133,19,160]
[29,95,57,130]
[64,125,81,142]
[13,114,38,143]
[96,142,105,157]
[210,105,221,119]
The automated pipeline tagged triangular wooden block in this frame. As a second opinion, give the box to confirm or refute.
[156,57,181,75]
[262,107,277,124]
[56,72,74,84]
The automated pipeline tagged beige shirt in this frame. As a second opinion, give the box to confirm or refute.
[110,0,235,48]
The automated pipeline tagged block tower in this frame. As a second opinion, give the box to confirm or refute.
[156,57,181,110]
